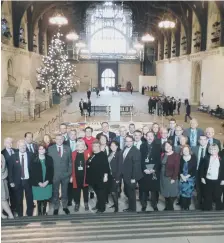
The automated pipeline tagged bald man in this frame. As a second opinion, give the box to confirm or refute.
[8,140,34,217]
[1,137,17,213]
[205,127,221,151]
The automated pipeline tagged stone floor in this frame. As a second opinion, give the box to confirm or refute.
[1,90,224,147]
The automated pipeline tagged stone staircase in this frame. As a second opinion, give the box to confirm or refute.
[1,211,224,242]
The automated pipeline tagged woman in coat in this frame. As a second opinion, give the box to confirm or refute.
[87,140,110,213]
[199,144,224,211]
[99,134,110,156]
[1,154,14,219]
[30,144,54,215]
[107,141,122,212]
[160,141,180,211]
[71,139,90,212]
[179,145,197,210]
[139,132,161,211]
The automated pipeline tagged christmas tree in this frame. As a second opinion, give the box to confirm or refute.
[37,32,76,96]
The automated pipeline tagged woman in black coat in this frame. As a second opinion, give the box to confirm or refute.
[199,144,224,211]
[139,132,161,211]
[108,141,122,212]
[86,140,110,213]
[30,144,54,215]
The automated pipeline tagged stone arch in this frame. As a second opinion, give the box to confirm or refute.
[191,61,202,104]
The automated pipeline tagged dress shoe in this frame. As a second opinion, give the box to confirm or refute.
[53,209,59,215]
[141,207,146,212]
[123,208,135,212]
[91,206,97,210]
[153,207,158,211]
[74,204,80,212]
[67,202,72,207]
[63,208,70,215]
[90,192,94,199]
[96,210,105,213]
[109,204,115,208]
[84,203,89,211]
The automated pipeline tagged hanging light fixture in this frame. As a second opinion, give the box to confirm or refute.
[142,33,155,42]
[66,31,79,41]
[158,19,175,29]
[49,11,68,26]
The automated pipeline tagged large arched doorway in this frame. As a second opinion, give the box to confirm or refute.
[192,62,201,104]
[101,69,115,89]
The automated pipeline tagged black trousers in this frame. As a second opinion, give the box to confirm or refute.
[185,114,192,122]
[195,174,203,209]
[203,179,222,210]
[180,196,191,210]
[15,179,33,217]
[73,187,89,204]
[92,184,106,212]
[165,197,176,210]
[9,183,16,211]
[80,109,84,116]
[67,182,74,204]
[221,186,224,208]
[141,191,159,209]
[177,106,180,115]
[124,181,136,211]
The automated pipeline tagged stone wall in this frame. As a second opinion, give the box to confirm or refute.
[156,47,224,108]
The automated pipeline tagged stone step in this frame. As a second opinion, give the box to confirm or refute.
[1,211,224,242]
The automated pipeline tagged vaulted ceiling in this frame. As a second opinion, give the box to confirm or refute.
[4,1,224,54]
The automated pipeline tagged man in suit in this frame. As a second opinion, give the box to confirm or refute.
[133,130,143,150]
[127,123,135,137]
[121,135,143,212]
[183,119,204,149]
[168,118,177,137]
[96,122,116,143]
[115,126,127,150]
[79,98,84,116]
[60,123,69,142]
[1,137,17,213]
[192,135,209,209]
[205,127,221,151]
[157,127,169,147]
[24,132,38,154]
[177,99,181,115]
[8,140,34,217]
[87,89,91,99]
[64,129,77,206]
[169,125,183,148]
[48,134,72,215]
[185,99,192,122]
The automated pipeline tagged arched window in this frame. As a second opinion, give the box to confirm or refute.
[101,69,115,88]
[86,2,133,56]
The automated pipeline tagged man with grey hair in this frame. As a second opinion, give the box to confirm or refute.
[8,140,34,217]
[205,127,221,151]
[1,137,17,213]
[115,126,127,150]
[48,134,72,215]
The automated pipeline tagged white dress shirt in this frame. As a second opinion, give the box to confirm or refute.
[27,143,34,153]
[70,140,76,152]
[19,152,29,180]
[161,138,167,144]
[56,145,63,157]
[123,146,132,160]
[103,132,109,140]
[206,157,220,180]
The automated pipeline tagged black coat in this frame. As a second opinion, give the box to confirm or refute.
[121,146,143,186]
[109,150,123,181]
[8,152,34,188]
[1,148,18,167]
[86,151,110,188]
[26,143,38,154]
[179,155,197,179]
[96,131,116,143]
[30,155,54,186]
[139,142,161,191]
[186,105,191,115]
[199,155,224,182]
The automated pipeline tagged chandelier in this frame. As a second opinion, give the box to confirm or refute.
[66,31,79,41]
[158,20,175,29]
[142,34,155,42]
[49,11,68,26]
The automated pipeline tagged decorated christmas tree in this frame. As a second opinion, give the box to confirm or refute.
[37,32,75,96]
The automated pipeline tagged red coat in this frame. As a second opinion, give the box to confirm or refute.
[162,152,180,180]
[71,150,90,189]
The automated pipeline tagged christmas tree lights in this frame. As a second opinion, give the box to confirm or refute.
[37,32,76,96]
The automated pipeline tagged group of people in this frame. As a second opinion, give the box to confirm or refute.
[142,85,157,95]
[1,119,224,219]
[148,96,181,117]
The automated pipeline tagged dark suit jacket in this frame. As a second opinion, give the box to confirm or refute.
[179,155,197,178]
[199,155,224,182]
[96,131,116,143]
[162,152,180,180]
[211,138,222,151]
[121,146,143,185]
[109,150,123,181]
[64,139,77,148]
[1,148,17,167]
[8,151,34,188]
[192,145,209,168]
[30,155,54,186]
[26,143,38,154]
[183,128,204,147]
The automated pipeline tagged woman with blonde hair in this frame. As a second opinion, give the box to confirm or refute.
[199,144,224,211]
[1,154,14,219]
[71,139,90,212]
[42,134,54,150]
[179,145,197,210]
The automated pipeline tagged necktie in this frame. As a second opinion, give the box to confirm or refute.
[58,147,61,157]
[191,131,196,146]
[21,155,25,179]
[28,144,31,152]
[201,148,204,160]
